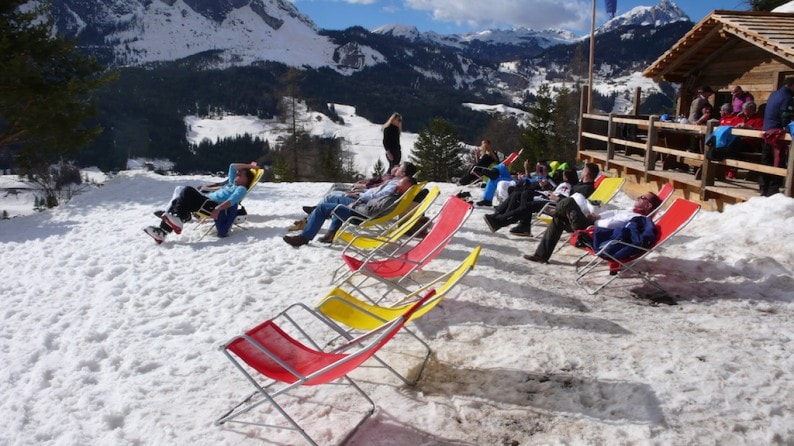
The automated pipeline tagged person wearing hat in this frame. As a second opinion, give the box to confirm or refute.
[689,86,715,123]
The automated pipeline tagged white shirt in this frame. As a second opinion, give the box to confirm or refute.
[594,209,642,229]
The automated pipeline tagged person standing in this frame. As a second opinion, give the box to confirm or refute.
[382,112,403,172]
[760,77,794,196]
[689,86,714,123]
[730,85,754,114]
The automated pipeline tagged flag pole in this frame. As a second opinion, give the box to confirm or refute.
[587,0,596,113]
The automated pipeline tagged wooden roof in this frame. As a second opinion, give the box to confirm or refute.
[643,10,794,82]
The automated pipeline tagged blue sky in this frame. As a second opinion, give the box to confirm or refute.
[292,0,751,35]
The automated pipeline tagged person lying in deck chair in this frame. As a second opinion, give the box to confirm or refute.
[288,162,415,231]
[283,176,416,247]
[144,163,256,244]
[523,191,661,264]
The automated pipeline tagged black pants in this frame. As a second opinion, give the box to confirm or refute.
[492,189,547,227]
[759,142,783,196]
[387,150,401,172]
[533,197,590,261]
[159,187,218,233]
[458,155,496,185]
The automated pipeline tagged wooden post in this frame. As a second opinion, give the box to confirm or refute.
[577,86,588,156]
[785,138,794,197]
[587,0,596,113]
[633,87,641,116]
[606,113,615,169]
[644,115,658,177]
[700,121,717,201]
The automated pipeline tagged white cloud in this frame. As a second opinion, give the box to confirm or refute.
[405,0,591,30]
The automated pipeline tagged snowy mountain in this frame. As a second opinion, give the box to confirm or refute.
[51,0,690,74]
[50,0,384,71]
[372,24,577,50]
[598,0,689,34]
[374,1,687,52]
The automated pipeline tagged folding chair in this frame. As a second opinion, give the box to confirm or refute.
[573,198,701,294]
[330,182,426,239]
[315,246,480,385]
[333,185,441,251]
[332,196,474,292]
[196,166,264,239]
[648,183,675,218]
[215,291,435,446]
[536,176,626,224]
[469,149,523,185]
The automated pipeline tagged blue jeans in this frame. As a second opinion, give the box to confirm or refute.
[214,205,238,237]
[301,195,358,240]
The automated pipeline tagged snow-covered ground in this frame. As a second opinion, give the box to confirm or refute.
[1,169,793,445]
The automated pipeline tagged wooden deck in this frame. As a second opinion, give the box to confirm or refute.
[577,112,793,211]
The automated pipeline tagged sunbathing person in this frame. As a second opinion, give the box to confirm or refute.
[283,176,416,247]
[144,163,256,244]
[524,191,661,264]
[289,162,416,231]
[483,168,579,236]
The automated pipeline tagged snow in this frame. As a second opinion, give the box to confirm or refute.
[462,102,531,127]
[184,103,417,179]
[1,167,794,444]
[773,1,794,13]
[100,0,360,71]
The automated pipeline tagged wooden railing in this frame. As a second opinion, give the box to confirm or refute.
[577,112,794,209]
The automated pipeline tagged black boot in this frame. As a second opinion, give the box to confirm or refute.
[483,214,508,233]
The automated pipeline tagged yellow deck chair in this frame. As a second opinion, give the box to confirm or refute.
[196,165,264,239]
[331,182,426,240]
[334,185,441,250]
[314,246,481,384]
[536,176,626,226]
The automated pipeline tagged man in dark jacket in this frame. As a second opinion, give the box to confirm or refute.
[760,77,794,196]
[524,191,661,264]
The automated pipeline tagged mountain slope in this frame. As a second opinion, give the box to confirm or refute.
[51,0,382,71]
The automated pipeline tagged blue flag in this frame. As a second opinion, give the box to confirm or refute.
[605,0,617,18]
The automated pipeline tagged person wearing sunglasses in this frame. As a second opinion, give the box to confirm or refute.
[524,190,661,264]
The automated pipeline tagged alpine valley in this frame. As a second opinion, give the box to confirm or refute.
[47,0,693,172]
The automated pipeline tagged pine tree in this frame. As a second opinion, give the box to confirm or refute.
[271,155,294,182]
[746,0,788,10]
[550,86,581,164]
[520,84,555,165]
[371,159,386,178]
[410,118,464,182]
[1,0,116,206]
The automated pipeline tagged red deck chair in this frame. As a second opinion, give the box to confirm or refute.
[573,198,701,295]
[335,196,473,293]
[648,183,675,218]
[216,291,435,446]
[469,148,523,184]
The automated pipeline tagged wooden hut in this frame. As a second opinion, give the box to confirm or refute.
[643,10,794,115]
[576,10,794,211]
